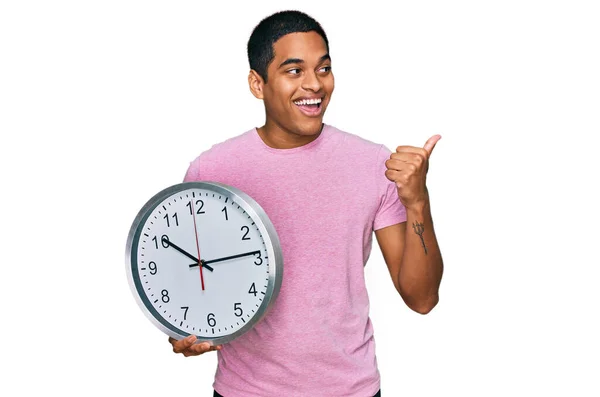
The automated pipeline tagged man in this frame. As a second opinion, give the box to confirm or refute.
[170,10,443,397]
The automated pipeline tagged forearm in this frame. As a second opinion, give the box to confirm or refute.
[398,199,443,314]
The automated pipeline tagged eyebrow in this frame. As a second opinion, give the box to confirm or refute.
[278,54,331,68]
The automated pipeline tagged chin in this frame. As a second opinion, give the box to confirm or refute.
[294,119,324,136]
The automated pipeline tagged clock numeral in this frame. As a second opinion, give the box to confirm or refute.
[241,226,251,240]
[207,313,216,327]
[187,200,205,215]
[163,212,179,227]
[161,289,170,303]
[148,261,157,275]
[234,303,243,317]
[152,234,170,249]
[249,283,257,297]
[222,206,228,221]
[253,251,262,266]
[181,306,189,320]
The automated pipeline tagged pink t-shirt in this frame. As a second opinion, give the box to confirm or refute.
[184,124,407,397]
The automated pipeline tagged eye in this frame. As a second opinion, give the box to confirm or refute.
[286,68,301,75]
[318,65,332,73]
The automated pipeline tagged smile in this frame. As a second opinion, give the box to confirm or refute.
[293,97,323,117]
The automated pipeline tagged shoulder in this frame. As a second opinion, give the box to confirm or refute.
[184,129,254,181]
[201,129,254,158]
[325,124,389,159]
[192,129,254,163]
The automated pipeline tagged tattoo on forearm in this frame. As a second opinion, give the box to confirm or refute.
[412,221,428,255]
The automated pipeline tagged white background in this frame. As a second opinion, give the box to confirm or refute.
[1,1,599,396]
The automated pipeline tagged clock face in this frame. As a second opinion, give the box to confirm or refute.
[126,182,282,345]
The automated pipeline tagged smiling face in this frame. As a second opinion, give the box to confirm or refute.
[249,31,334,145]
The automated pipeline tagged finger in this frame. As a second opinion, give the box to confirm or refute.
[423,134,441,156]
[207,344,223,352]
[389,153,426,170]
[389,152,410,162]
[385,169,404,185]
[189,342,212,355]
[395,146,429,158]
[173,335,196,353]
[389,152,426,164]
[386,159,416,173]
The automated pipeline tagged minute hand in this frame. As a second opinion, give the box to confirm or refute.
[189,250,262,268]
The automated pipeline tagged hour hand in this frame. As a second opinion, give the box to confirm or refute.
[162,237,214,272]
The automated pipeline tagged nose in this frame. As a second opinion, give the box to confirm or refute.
[301,70,322,92]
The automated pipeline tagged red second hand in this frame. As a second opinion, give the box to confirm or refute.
[191,200,205,291]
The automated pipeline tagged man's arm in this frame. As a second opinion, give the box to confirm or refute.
[375,199,443,314]
[378,135,444,314]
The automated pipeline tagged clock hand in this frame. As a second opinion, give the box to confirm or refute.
[189,250,262,268]
[191,200,205,291]
[162,237,214,272]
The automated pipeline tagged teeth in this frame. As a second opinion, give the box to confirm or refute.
[294,98,322,106]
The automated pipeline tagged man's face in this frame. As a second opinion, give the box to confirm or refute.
[261,31,334,136]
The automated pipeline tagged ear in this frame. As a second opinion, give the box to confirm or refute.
[248,70,265,99]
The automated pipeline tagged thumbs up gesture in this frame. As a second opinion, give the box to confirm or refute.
[385,135,441,210]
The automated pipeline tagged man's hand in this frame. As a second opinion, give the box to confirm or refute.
[385,135,441,210]
[169,335,222,357]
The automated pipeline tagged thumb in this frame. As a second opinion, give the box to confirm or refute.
[423,134,441,156]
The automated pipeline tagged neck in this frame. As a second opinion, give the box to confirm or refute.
[257,121,324,149]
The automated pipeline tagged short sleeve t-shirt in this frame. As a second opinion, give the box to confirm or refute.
[184,124,406,397]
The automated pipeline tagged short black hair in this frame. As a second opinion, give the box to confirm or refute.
[247,10,329,83]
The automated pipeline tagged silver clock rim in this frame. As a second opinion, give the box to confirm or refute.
[125,181,283,346]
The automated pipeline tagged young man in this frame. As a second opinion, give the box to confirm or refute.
[170,10,443,397]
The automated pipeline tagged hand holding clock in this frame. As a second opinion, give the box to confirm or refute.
[169,335,222,357]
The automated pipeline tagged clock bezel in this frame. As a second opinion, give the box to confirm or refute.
[125,181,283,346]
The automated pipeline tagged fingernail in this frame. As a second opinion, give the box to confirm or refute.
[186,335,195,342]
